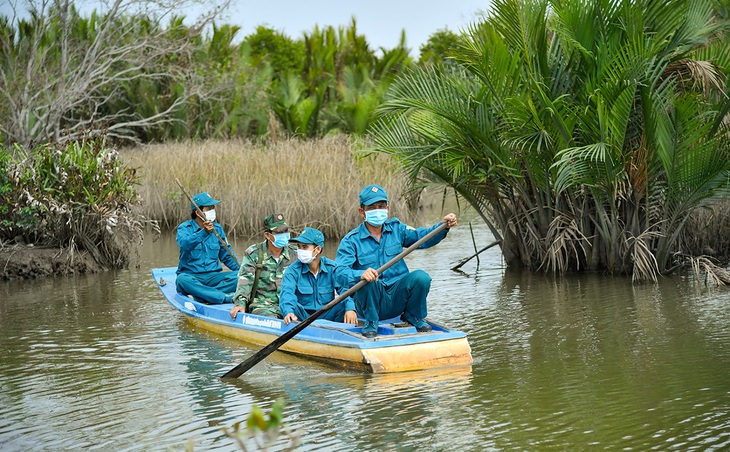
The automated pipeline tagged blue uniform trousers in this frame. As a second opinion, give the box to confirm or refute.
[354,270,431,331]
[176,271,238,304]
[288,302,349,323]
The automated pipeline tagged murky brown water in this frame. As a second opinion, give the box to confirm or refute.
[1,223,729,450]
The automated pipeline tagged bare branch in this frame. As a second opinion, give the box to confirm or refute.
[1,0,230,145]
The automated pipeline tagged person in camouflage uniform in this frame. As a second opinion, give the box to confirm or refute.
[229,213,296,319]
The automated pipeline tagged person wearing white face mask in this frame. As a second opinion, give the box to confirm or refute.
[176,192,240,304]
[279,227,362,325]
[336,184,458,338]
[230,213,296,319]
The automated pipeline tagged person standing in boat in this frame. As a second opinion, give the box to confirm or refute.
[176,192,240,304]
[230,213,296,319]
[336,184,457,338]
[279,227,374,325]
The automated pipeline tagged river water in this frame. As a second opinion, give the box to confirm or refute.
[1,223,729,450]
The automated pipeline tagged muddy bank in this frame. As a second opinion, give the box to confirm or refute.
[0,245,103,280]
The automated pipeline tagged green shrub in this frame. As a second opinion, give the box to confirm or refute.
[0,138,158,268]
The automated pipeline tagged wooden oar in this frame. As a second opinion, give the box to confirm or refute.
[174,178,241,268]
[220,221,449,379]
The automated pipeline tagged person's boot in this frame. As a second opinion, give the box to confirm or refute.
[402,313,432,332]
[361,321,378,338]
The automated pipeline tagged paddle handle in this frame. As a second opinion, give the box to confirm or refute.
[220,221,449,379]
[175,178,241,268]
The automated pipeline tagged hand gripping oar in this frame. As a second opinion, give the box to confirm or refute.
[174,178,241,268]
[220,221,449,379]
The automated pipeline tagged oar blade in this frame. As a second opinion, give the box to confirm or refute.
[220,315,315,379]
[220,352,261,379]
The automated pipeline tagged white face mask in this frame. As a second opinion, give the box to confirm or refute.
[296,248,317,264]
[204,209,216,222]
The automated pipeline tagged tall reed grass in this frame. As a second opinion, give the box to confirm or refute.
[122,136,421,241]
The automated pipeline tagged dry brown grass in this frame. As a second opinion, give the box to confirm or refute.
[121,136,421,240]
[682,202,730,263]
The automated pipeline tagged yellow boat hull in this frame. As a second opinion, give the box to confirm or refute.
[187,316,473,373]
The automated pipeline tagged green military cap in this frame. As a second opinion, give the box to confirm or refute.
[264,213,288,231]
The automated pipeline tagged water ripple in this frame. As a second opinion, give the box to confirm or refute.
[3,228,730,450]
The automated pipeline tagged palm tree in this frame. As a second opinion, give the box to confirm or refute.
[370,0,730,281]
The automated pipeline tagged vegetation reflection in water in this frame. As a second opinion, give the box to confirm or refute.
[459,267,730,450]
[0,225,729,450]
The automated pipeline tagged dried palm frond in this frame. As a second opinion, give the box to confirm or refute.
[664,59,726,99]
[623,229,662,283]
[690,256,730,287]
[540,214,590,274]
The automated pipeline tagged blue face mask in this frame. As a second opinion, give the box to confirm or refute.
[365,209,388,227]
[271,232,290,248]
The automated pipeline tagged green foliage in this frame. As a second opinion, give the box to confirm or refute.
[220,399,301,451]
[329,66,383,135]
[418,28,462,66]
[371,0,730,281]
[0,138,157,268]
[263,18,415,137]
[1,5,462,144]
[245,26,306,75]
[271,72,327,137]
[0,147,16,236]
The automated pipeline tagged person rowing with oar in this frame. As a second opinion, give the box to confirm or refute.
[176,191,240,304]
[336,184,458,338]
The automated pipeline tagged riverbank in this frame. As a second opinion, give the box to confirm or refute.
[0,245,101,279]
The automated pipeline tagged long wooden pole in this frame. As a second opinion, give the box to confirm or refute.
[174,178,241,268]
[220,222,449,379]
[451,240,501,271]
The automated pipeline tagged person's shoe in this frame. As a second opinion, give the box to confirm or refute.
[415,322,432,333]
[402,314,432,333]
[361,321,378,338]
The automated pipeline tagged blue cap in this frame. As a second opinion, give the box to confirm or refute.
[290,227,325,248]
[191,192,221,210]
[359,184,388,206]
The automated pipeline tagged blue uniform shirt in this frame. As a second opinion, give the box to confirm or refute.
[279,256,358,317]
[176,219,240,274]
[336,218,448,287]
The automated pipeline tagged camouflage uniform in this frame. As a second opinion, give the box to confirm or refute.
[232,242,296,317]
[233,212,295,317]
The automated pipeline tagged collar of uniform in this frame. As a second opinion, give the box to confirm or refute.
[259,241,292,260]
[302,257,330,274]
[189,219,213,232]
[318,256,333,272]
[281,244,292,260]
[357,220,392,239]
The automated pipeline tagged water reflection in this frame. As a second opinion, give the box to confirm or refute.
[458,267,730,450]
[224,364,477,450]
[2,224,730,450]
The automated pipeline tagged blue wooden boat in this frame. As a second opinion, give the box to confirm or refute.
[152,267,473,373]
